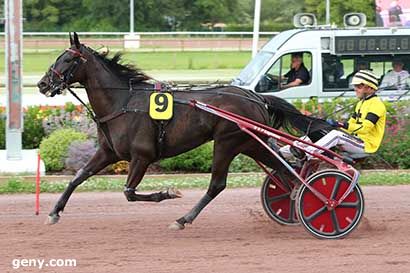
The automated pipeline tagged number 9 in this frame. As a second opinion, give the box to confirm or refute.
[155,94,168,112]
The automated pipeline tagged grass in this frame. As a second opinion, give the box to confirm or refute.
[0,171,409,194]
[0,51,252,73]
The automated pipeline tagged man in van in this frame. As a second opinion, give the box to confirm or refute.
[280,70,386,159]
[282,52,310,89]
[380,59,409,90]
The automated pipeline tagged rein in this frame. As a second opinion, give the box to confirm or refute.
[67,86,117,151]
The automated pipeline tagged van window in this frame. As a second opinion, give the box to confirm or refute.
[322,54,410,92]
[256,51,312,93]
[322,54,349,90]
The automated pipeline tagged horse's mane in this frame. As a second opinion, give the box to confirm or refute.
[85,46,151,83]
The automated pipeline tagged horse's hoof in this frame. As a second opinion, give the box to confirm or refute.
[168,221,185,230]
[45,214,60,225]
[167,188,183,199]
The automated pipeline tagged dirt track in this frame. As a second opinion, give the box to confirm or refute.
[1,186,410,273]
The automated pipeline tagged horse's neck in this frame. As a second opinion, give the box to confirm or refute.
[83,58,128,118]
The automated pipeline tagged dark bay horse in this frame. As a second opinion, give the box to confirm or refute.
[37,33,329,230]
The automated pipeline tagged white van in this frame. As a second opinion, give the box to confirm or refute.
[232,25,410,100]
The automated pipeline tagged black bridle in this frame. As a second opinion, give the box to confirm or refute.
[46,48,87,97]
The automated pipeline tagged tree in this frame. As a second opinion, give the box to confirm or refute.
[305,0,375,26]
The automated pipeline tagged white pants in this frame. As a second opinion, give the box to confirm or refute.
[306,130,365,155]
[280,130,365,159]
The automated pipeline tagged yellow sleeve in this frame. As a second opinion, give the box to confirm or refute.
[345,117,357,134]
[347,119,376,134]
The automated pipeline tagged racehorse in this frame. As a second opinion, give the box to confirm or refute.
[37,33,329,230]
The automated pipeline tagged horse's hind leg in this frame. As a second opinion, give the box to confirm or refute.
[123,158,182,202]
[169,140,238,230]
[46,148,117,225]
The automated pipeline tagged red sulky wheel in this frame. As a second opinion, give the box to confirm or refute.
[297,170,364,239]
[261,171,299,225]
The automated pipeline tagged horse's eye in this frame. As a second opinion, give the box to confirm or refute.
[64,59,72,63]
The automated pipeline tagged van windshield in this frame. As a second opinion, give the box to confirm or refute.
[233,51,273,86]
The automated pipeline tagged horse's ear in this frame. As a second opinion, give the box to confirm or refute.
[73,32,81,49]
[69,32,74,46]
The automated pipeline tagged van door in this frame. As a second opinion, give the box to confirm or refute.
[253,51,318,99]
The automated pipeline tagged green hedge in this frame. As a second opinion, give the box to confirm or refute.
[39,128,87,171]
[160,142,213,172]
[23,106,46,149]
[159,143,261,173]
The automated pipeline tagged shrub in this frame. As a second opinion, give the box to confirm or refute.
[0,103,96,150]
[42,106,97,139]
[160,142,213,172]
[65,140,97,173]
[40,128,87,171]
[160,143,262,173]
[229,154,260,172]
[377,117,410,169]
[22,106,47,149]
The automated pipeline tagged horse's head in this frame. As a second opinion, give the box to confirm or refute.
[38,32,88,97]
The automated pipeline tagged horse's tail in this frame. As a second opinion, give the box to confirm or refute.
[263,95,331,141]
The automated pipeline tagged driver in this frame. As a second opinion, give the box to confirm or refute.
[282,52,310,88]
[280,70,386,159]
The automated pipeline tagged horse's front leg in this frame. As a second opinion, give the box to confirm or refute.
[123,158,182,202]
[46,148,117,225]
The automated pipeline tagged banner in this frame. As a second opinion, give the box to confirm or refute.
[376,0,410,27]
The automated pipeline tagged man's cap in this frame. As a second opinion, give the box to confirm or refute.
[351,70,379,90]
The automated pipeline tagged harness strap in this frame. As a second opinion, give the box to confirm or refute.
[67,86,116,151]
[67,87,97,122]
[98,109,127,123]
[156,120,167,160]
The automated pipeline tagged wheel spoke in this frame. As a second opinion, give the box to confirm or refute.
[289,199,295,221]
[330,175,342,200]
[331,210,341,233]
[338,201,360,208]
[267,192,290,203]
[305,206,327,223]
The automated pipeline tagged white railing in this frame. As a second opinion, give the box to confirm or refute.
[0,31,279,51]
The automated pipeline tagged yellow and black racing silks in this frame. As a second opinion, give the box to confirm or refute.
[343,94,386,153]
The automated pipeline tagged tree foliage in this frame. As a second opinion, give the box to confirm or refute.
[305,0,376,26]
[0,0,377,32]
